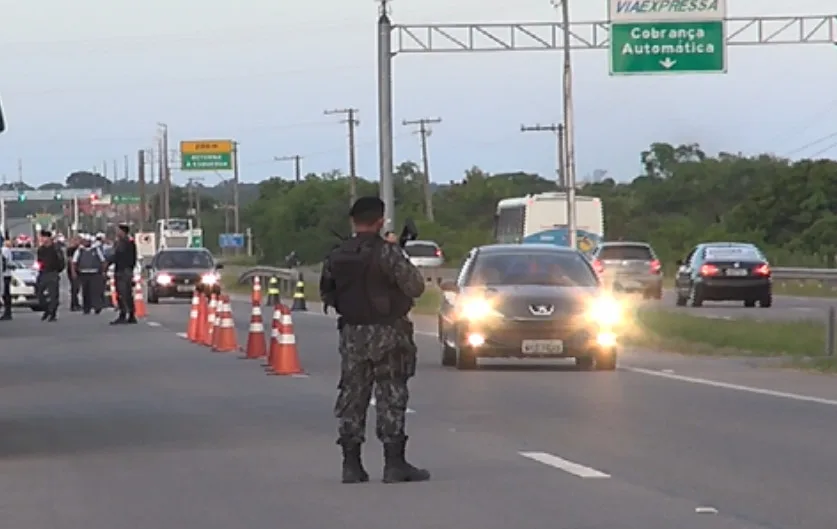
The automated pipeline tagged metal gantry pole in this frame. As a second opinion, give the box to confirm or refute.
[377,0,395,233]
[558,0,577,250]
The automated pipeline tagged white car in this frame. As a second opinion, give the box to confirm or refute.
[1,261,41,310]
[404,240,445,268]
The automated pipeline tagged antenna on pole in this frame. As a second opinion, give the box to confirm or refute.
[378,0,391,16]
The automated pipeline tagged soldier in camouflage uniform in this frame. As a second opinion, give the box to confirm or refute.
[320,196,430,484]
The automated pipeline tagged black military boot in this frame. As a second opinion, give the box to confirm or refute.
[338,439,369,484]
[382,436,430,483]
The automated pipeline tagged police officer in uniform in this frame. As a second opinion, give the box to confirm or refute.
[72,235,106,314]
[66,235,82,311]
[35,230,64,322]
[107,224,138,324]
[320,196,430,484]
[1,238,13,321]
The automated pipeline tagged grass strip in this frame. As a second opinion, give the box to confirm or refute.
[625,308,826,359]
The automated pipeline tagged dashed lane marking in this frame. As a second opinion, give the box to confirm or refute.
[519,451,610,478]
[146,321,161,327]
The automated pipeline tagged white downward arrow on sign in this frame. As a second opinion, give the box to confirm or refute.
[659,57,676,69]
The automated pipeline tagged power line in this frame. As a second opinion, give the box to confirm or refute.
[324,108,359,204]
[402,117,441,221]
[785,130,837,157]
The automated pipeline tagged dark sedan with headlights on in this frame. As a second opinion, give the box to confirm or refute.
[437,244,622,371]
[144,248,223,303]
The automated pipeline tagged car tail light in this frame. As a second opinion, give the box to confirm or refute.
[753,264,770,276]
[649,259,661,274]
[699,264,719,276]
[435,248,442,257]
[592,259,604,274]
[33,261,42,271]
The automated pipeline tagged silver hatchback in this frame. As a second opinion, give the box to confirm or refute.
[591,242,663,299]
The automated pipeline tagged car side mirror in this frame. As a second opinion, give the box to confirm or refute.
[439,280,459,293]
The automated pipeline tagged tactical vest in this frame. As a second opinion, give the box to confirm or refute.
[77,247,103,274]
[329,235,412,325]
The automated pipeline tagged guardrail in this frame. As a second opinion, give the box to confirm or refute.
[234,265,837,297]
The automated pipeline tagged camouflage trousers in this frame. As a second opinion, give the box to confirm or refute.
[334,322,417,444]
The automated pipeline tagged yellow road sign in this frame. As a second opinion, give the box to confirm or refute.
[180,140,233,155]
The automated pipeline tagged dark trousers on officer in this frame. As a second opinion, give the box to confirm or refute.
[115,269,134,319]
[1,276,11,319]
[37,271,60,317]
[79,272,103,313]
[68,270,80,310]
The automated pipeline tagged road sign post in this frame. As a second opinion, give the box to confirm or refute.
[608,0,727,76]
[180,140,233,171]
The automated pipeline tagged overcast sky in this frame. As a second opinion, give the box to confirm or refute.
[1,0,836,187]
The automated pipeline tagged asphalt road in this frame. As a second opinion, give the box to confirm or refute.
[2,296,835,527]
[647,289,837,322]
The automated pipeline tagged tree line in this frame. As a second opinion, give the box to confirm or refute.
[15,142,837,267]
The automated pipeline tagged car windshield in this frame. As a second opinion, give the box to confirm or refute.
[11,250,35,261]
[703,246,763,261]
[405,243,439,257]
[598,245,653,260]
[156,251,213,269]
[468,252,598,287]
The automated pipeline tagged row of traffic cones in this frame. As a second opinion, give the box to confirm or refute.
[185,288,304,375]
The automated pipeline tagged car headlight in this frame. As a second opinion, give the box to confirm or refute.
[587,296,622,326]
[458,298,502,321]
[201,273,219,286]
[156,273,172,285]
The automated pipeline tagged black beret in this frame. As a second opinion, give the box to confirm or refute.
[349,196,384,219]
[40,230,52,238]
[118,224,130,234]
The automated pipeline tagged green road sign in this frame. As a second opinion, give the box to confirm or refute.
[182,153,232,171]
[112,194,140,204]
[609,21,725,75]
[189,235,203,248]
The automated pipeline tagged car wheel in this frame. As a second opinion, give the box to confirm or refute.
[455,346,478,370]
[576,356,595,370]
[596,350,618,371]
[689,285,703,307]
[440,333,457,367]
[147,289,159,304]
[744,299,756,307]
[760,291,772,308]
[675,292,687,306]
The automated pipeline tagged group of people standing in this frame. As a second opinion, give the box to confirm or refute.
[0,224,138,324]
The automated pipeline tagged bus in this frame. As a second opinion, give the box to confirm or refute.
[494,192,604,254]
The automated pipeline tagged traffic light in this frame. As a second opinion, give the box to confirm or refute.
[16,191,25,202]
[53,192,62,200]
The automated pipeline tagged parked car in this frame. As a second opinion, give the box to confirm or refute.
[0,261,41,310]
[590,241,663,299]
[404,240,444,268]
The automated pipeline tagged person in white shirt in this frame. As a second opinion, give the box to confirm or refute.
[2,239,13,320]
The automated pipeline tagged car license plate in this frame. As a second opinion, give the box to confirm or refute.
[619,280,641,289]
[176,285,193,292]
[521,340,563,354]
[725,269,747,276]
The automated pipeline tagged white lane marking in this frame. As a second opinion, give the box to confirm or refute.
[176,332,188,339]
[146,321,161,327]
[369,396,416,414]
[519,451,610,478]
[627,367,837,407]
[695,506,718,514]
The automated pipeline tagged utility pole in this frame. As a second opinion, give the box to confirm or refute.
[402,117,440,221]
[157,123,170,221]
[324,108,359,204]
[156,138,165,221]
[232,141,240,235]
[274,155,303,183]
[521,122,574,245]
[137,149,146,232]
[146,148,156,224]
[557,0,577,250]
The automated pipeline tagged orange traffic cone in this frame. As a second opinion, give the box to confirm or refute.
[263,304,283,369]
[202,293,218,347]
[108,267,118,309]
[268,304,304,375]
[212,295,238,353]
[133,277,147,318]
[186,290,201,342]
[251,276,262,306]
[242,301,266,359]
